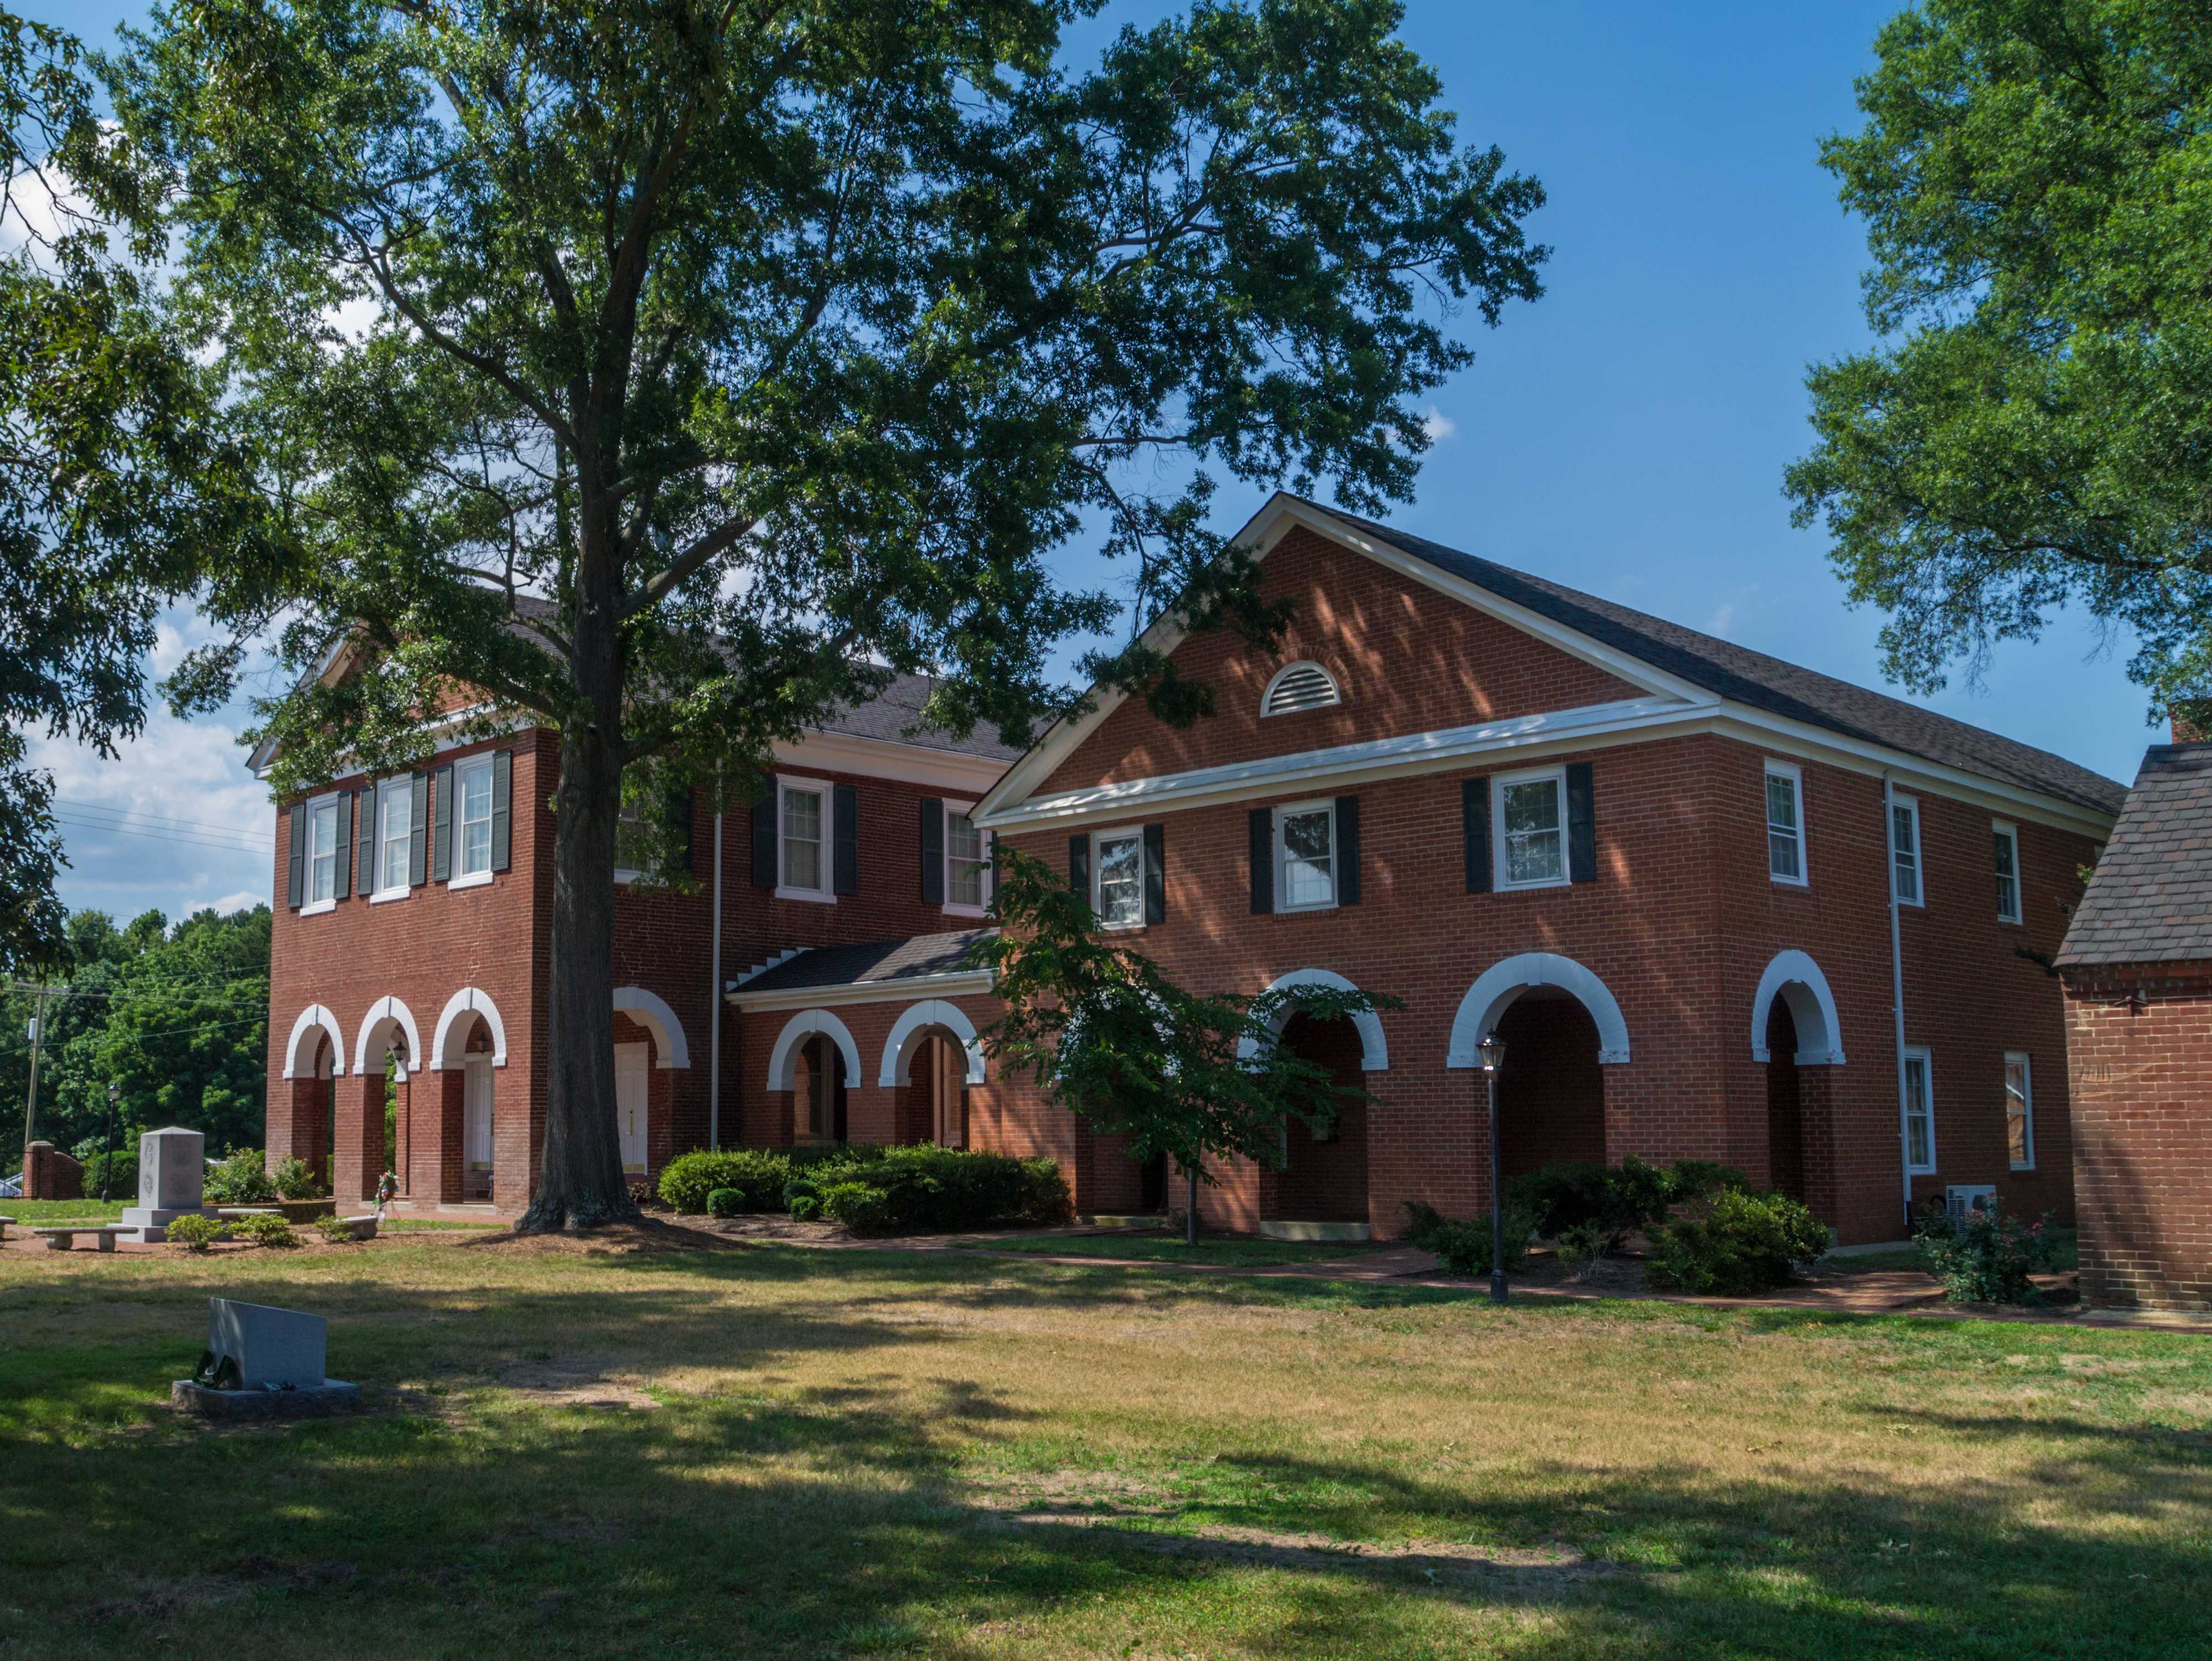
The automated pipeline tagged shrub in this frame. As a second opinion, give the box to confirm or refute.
[784,1176,824,1221]
[787,1147,1070,1236]
[1554,1219,1611,1280]
[313,1215,365,1244]
[659,1148,793,1214]
[1403,1199,1534,1276]
[1914,1207,2057,1305]
[166,1214,230,1252]
[1663,1160,1749,1206]
[204,1149,277,1205]
[271,1156,323,1200]
[1646,1189,1828,1295]
[1508,1156,1670,1249]
[80,1150,138,1200]
[704,1187,744,1219]
[230,1213,299,1249]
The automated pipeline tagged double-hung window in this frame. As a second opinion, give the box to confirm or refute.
[452,756,494,883]
[778,778,831,901]
[1765,762,1805,884]
[374,776,412,899]
[2004,1051,2034,1170]
[1890,792,1923,907]
[1275,801,1337,911]
[1902,1046,1936,1174]
[306,796,340,911]
[944,803,990,913]
[1495,766,1567,889]
[615,798,651,882]
[1992,821,2022,924]
[1092,828,1145,929]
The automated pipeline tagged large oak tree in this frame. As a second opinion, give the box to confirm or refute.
[106,0,1546,1227]
[1790,0,2212,728]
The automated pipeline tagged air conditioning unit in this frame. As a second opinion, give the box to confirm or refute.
[1945,1184,1996,1222]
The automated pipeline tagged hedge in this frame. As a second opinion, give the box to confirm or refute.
[661,1143,1070,1235]
[658,1148,792,1214]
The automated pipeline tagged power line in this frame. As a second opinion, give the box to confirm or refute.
[53,814,272,857]
[52,796,273,840]
[0,1009,266,1061]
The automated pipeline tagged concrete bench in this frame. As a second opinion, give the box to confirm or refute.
[31,1225,133,1253]
[215,1208,284,1220]
[332,1214,380,1241]
[0,1215,15,1243]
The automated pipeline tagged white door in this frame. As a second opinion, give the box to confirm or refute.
[616,1043,649,1173]
[463,1057,494,1170]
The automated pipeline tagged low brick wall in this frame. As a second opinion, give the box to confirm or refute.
[22,1141,82,1202]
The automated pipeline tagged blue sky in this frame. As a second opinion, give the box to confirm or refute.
[28,0,2157,926]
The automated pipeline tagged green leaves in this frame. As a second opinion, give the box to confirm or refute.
[976,845,1399,1179]
[1791,0,2212,726]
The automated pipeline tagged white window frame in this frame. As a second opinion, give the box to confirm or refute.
[1764,760,1806,887]
[1090,825,1146,932]
[1992,819,2022,925]
[776,774,834,904]
[1889,791,1924,908]
[448,755,495,890]
[1492,764,1570,892]
[1273,799,1339,914]
[613,797,648,887]
[371,775,412,903]
[941,798,992,918]
[2004,1051,2035,1171]
[1901,1045,1936,1175]
[302,792,341,916]
[1261,660,1342,716]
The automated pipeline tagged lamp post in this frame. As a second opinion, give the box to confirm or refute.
[99,1083,120,1202]
[1479,1029,1508,1305]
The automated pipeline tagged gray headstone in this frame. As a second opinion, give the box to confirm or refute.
[121,1126,215,1239]
[207,1298,327,1390]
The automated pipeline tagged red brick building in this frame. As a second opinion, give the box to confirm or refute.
[266,494,2120,1244]
[2056,743,2212,1310]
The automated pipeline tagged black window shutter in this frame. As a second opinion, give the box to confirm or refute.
[833,784,858,894]
[1567,762,1596,884]
[1067,833,1089,899]
[408,772,429,886]
[1463,777,1491,893]
[750,776,777,887]
[357,780,379,889]
[334,791,353,900]
[490,749,513,873]
[1143,823,1166,925]
[431,764,453,882]
[1249,808,1274,914]
[1334,795,1361,905]
[919,797,944,904]
[286,803,306,909]
[665,783,695,876]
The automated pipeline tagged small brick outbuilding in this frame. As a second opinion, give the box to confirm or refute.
[2056,742,2212,1311]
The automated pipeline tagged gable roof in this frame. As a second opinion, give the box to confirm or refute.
[1305,501,2125,817]
[2056,744,2212,967]
[727,928,993,997]
[981,493,2125,825]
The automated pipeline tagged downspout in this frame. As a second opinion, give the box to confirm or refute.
[709,768,723,1151]
[1883,770,1910,1228]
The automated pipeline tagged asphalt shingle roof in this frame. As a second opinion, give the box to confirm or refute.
[732,928,994,995]
[2056,744,2212,967]
[1305,502,2128,819]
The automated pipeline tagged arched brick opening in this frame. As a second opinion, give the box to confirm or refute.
[1765,1000,1805,1202]
[792,1033,849,1145]
[1495,990,1605,1179]
[901,1031,970,1148]
[1262,1013,1369,1224]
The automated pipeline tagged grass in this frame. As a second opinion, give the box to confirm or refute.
[0,1199,127,1224]
[3,1236,2208,1660]
[969,1229,1369,1267]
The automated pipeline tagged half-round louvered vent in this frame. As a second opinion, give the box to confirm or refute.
[1263,661,1341,716]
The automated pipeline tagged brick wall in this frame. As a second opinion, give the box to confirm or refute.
[2060,964,2212,1310]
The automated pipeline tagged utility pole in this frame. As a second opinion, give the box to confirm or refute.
[19,979,52,1178]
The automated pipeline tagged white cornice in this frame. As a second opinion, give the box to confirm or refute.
[774,728,1012,793]
[724,967,994,1012]
[976,696,1702,830]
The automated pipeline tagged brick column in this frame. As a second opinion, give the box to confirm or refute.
[268,1077,332,1189]
[333,1075,386,1203]
[412,1069,465,1204]
[1797,1068,1842,1235]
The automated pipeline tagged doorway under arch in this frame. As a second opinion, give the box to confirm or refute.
[1765,998,1806,1202]
[793,1033,849,1144]
[1493,989,1606,1179]
[1262,1012,1370,1224]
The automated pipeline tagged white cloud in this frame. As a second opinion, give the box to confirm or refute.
[1422,406,1458,444]
[1708,604,1735,637]
[180,889,263,917]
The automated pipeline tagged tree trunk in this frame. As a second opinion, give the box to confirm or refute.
[518,723,637,1230]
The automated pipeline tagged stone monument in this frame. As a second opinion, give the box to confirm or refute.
[173,1297,361,1419]
[120,1126,216,1243]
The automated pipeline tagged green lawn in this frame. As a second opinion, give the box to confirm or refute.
[968,1229,1371,1267]
[3,1235,2207,1660]
[0,1199,127,1224]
